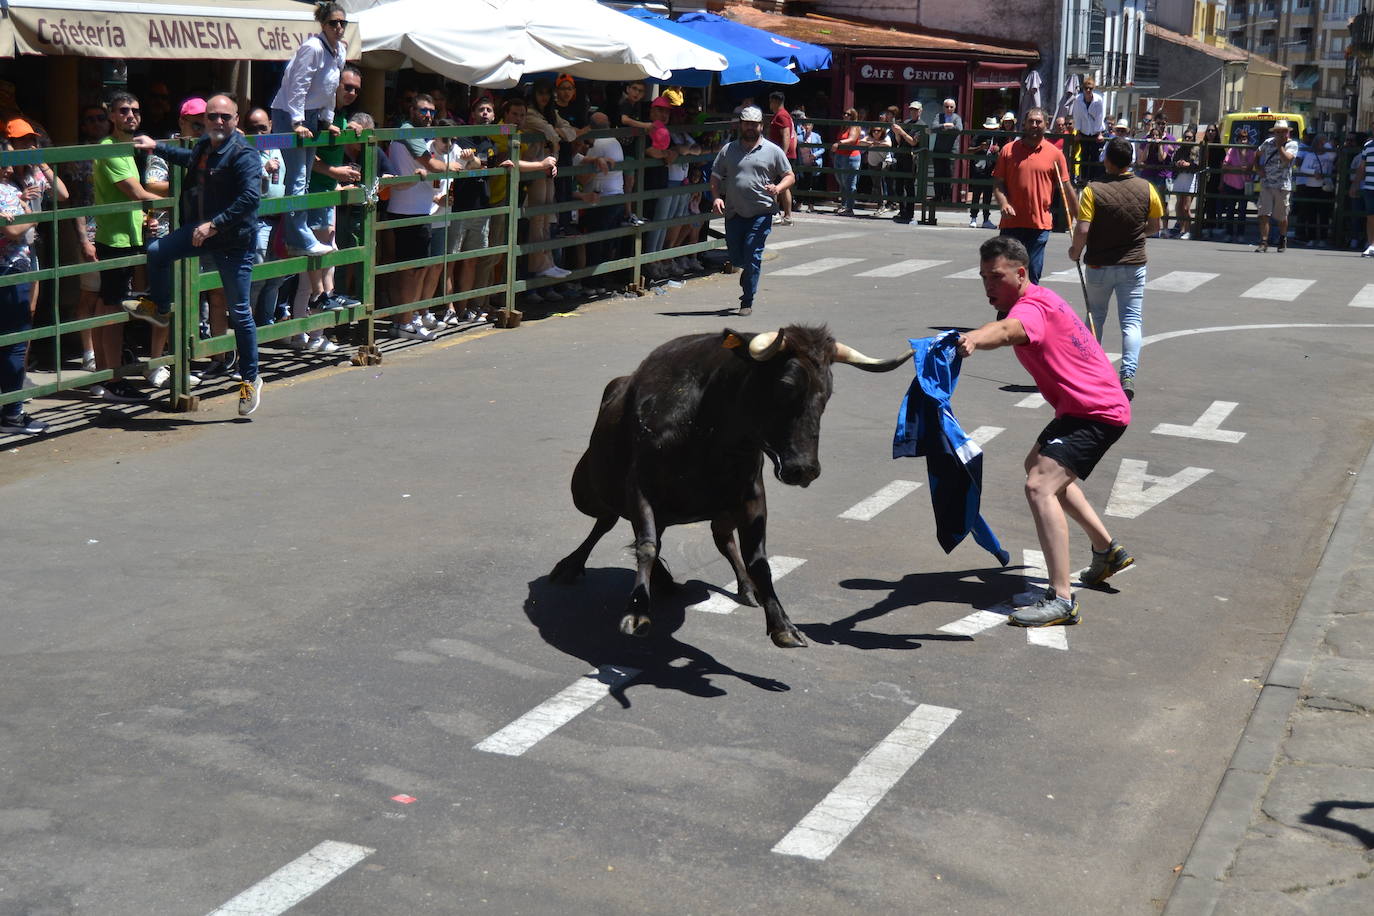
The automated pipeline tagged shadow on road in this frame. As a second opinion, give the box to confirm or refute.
[525,568,790,704]
[1302,800,1374,848]
[809,566,1028,649]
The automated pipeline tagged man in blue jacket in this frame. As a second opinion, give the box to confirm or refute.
[122,94,265,416]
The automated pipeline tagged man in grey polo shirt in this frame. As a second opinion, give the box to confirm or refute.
[711,106,794,316]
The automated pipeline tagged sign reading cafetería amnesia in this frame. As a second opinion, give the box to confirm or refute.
[11,6,359,61]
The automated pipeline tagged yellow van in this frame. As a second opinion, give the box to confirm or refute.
[1218,109,1307,146]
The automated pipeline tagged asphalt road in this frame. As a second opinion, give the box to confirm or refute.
[3,214,1373,915]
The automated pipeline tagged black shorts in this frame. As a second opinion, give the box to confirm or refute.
[1036,415,1126,481]
[95,241,140,308]
[389,222,432,265]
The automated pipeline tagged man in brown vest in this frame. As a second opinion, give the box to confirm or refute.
[1066,137,1163,401]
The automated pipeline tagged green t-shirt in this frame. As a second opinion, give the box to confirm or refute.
[308,113,348,194]
[93,137,143,248]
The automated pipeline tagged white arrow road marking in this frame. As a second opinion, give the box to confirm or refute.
[855,258,949,278]
[768,232,865,250]
[1240,277,1315,301]
[1153,400,1246,443]
[687,556,807,614]
[1016,550,1068,651]
[771,257,867,277]
[772,704,961,861]
[1106,458,1213,520]
[206,841,373,916]
[937,609,1008,636]
[839,480,923,521]
[967,425,1005,447]
[1350,285,1374,308]
[1016,393,1047,409]
[1145,271,1218,293]
[475,666,640,756]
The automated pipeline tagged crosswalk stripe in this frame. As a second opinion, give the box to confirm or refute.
[687,556,807,614]
[1040,268,1078,284]
[1240,277,1315,301]
[474,666,640,756]
[839,480,923,521]
[1350,284,1374,308]
[854,259,949,278]
[945,267,982,280]
[206,841,374,916]
[772,257,866,277]
[768,232,865,251]
[772,704,961,860]
[968,426,1004,447]
[1016,393,1047,409]
[1145,270,1218,293]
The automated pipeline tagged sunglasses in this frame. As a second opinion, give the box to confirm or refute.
[205,112,234,122]
[326,19,348,27]
[415,108,435,116]
[340,84,360,93]
[116,106,140,115]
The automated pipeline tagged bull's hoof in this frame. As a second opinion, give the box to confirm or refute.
[769,626,808,649]
[735,585,759,607]
[549,557,584,584]
[620,614,652,638]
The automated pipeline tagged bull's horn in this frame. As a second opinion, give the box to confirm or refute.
[748,329,787,361]
[834,341,915,373]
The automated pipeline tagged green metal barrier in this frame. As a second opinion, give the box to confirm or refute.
[0,120,724,417]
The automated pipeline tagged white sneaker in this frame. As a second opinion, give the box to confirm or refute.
[145,365,171,389]
[534,265,571,279]
[238,376,262,416]
[394,322,435,341]
[969,218,979,228]
[421,311,443,330]
[284,333,311,350]
[88,384,106,399]
[317,338,341,354]
[439,306,460,326]
[307,335,325,352]
[287,241,333,258]
[1178,232,1191,240]
[1362,245,1374,258]
[81,351,96,372]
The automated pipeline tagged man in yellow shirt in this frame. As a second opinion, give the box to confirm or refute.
[1067,137,1163,401]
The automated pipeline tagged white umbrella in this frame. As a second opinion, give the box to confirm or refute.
[349,0,726,88]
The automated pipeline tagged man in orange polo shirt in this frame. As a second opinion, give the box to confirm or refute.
[993,107,1077,284]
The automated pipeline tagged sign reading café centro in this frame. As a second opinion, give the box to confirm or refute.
[854,59,964,84]
[8,0,362,60]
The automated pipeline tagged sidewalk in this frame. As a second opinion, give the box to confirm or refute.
[1165,438,1374,914]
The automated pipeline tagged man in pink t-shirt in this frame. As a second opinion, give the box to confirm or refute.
[957,235,1134,627]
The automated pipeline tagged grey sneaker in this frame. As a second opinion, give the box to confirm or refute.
[1120,371,1135,401]
[1008,591,1079,627]
[1081,539,1134,586]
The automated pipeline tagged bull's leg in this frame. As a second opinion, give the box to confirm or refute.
[711,517,758,607]
[737,496,807,649]
[622,492,658,638]
[651,538,678,592]
[550,515,619,584]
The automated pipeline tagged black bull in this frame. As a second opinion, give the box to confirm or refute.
[550,325,913,648]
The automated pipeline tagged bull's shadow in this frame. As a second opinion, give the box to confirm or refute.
[525,567,790,703]
[799,565,1027,649]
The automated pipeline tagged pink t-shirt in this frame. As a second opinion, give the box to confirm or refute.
[649,120,671,151]
[1008,285,1131,426]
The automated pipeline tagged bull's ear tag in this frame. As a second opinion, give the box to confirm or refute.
[722,333,743,349]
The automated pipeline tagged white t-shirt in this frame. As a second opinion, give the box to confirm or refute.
[585,136,624,196]
[387,135,438,216]
[430,142,459,228]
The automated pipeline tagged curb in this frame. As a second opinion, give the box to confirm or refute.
[1162,435,1374,915]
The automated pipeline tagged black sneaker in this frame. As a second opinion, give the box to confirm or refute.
[0,411,48,434]
[101,380,149,403]
[1276,237,1287,253]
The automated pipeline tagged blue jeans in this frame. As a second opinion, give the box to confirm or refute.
[835,154,860,210]
[0,270,32,418]
[272,107,327,250]
[724,213,772,308]
[999,227,1051,284]
[147,224,259,382]
[1083,263,1146,377]
[250,219,286,327]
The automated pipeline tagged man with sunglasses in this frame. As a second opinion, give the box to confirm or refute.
[91,91,165,404]
[123,95,266,417]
